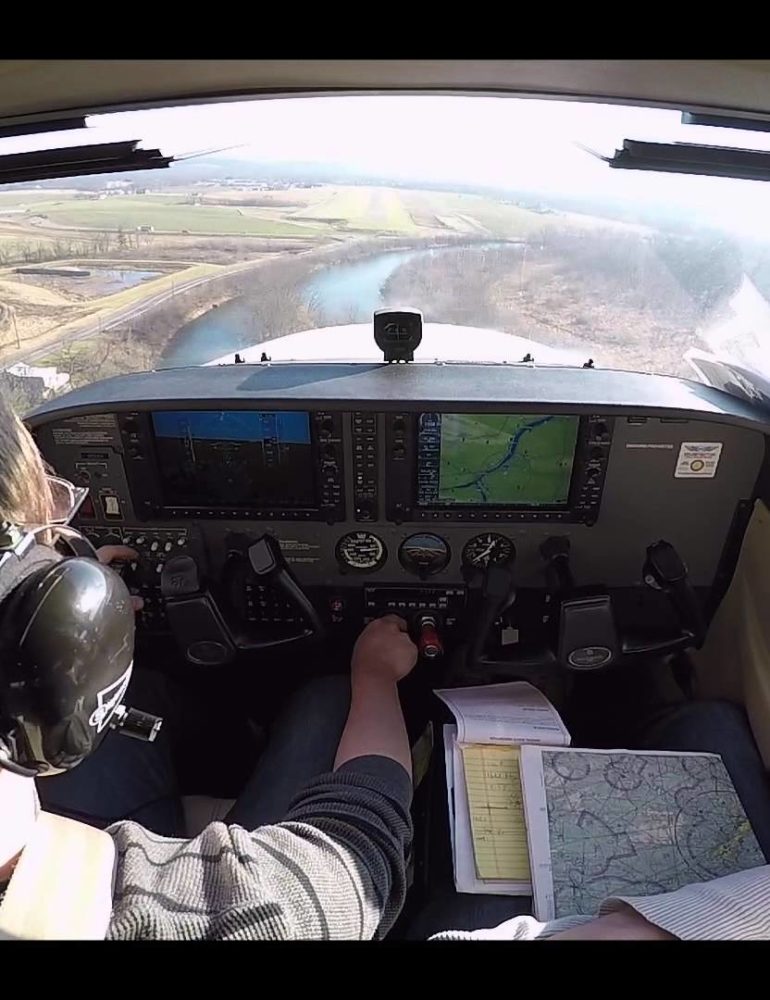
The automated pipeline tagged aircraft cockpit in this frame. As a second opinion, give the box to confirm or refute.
[3,63,770,939]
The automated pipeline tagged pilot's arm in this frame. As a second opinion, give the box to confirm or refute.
[107,616,416,941]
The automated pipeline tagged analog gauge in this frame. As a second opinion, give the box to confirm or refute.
[462,533,515,570]
[399,533,450,577]
[336,531,387,572]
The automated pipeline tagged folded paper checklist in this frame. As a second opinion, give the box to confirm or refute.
[435,681,571,896]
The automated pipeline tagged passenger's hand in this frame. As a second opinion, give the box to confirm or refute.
[96,545,144,612]
[546,908,674,941]
[351,615,418,684]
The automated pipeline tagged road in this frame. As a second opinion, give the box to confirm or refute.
[1,235,464,369]
[1,258,270,368]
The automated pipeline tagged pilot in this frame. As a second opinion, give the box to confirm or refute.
[0,394,416,939]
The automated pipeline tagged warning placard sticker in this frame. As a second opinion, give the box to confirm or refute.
[675,442,723,479]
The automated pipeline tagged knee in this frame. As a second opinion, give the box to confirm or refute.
[673,700,750,736]
[646,699,758,757]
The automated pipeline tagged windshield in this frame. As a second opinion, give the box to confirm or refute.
[3,94,770,408]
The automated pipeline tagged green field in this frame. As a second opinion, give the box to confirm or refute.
[292,187,420,234]
[291,185,546,237]
[22,198,322,237]
[0,185,548,239]
[406,191,544,237]
[0,184,548,242]
[437,413,579,505]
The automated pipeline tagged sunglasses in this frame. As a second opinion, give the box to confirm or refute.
[47,475,90,526]
[19,476,96,559]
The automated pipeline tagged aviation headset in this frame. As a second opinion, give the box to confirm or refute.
[0,513,158,778]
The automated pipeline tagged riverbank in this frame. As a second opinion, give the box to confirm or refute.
[20,234,527,386]
[159,234,480,367]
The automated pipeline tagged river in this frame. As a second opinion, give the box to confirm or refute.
[160,242,516,368]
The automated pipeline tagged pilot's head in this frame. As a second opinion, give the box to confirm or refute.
[0,392,136,786]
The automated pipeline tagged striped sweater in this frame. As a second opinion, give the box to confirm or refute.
[106,756,412,940]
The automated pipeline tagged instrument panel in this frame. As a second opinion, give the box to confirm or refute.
[27,363,768,641]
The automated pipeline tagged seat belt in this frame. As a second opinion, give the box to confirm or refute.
[0,811,116,940]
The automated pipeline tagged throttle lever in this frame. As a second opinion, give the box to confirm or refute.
[415,614,444,660]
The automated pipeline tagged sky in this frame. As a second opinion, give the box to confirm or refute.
[4,95,770,237]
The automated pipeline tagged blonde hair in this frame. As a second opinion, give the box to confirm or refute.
[0,395,53,526]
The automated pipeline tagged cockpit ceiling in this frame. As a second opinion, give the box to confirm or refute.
[3,60,770,127]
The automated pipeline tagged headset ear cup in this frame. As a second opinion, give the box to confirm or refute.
[3,557,135,774]
[0,550,62,773]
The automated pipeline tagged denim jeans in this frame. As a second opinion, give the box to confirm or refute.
[38,670,351,836]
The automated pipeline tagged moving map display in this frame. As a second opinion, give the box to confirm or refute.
[416,412,579,507]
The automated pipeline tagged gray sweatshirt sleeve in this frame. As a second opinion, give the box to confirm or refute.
[107,755,413,941]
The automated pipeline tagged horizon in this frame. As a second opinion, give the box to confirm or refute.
[4,95,770,237]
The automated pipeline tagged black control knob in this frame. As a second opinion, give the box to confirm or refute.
[393,416,406,433]
[594,421,610,441]
[589,446,604,461]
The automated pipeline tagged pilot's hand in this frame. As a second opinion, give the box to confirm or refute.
[351,615,418,684]
[546,908,674,941]
[96,545,144,612]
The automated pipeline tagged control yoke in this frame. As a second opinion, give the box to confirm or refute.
[160,534,324,666]
[464,549,518,675]
[465,537,705,677]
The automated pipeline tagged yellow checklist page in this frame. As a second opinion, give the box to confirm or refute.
[460,743,531,881]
